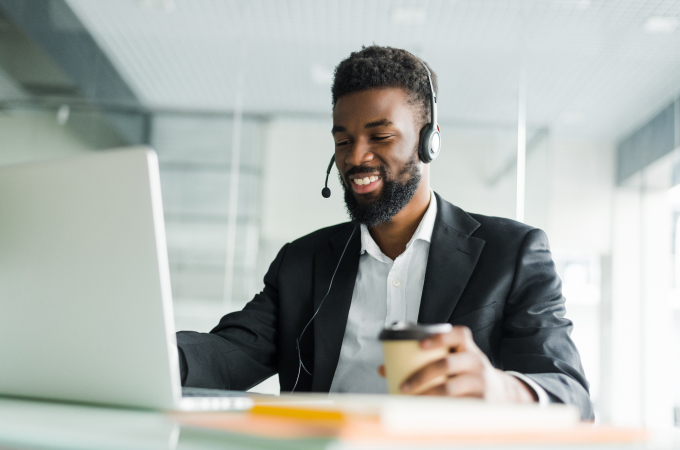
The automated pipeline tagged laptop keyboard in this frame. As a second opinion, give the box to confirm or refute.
[181,387,251,398]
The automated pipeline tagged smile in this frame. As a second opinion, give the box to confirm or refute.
[349,174,382,194]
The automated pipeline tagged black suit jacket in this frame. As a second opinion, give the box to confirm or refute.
[177,193,593,419]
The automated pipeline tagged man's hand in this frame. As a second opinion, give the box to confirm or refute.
[378,326,537,403]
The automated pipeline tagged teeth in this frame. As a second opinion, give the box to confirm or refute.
[353,176,381,186]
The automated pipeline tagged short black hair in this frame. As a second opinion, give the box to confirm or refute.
[331,45,438,125]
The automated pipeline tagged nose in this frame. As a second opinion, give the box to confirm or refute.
[342,138,374,168]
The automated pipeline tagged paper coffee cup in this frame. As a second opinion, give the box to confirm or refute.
[379,322,452,395]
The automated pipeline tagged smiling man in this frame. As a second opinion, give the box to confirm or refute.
[176,46,593,420]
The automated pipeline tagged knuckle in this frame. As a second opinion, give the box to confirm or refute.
[472,355,485,372]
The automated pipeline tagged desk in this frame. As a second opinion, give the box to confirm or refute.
[0,397,677,450]
[0,397,333,450]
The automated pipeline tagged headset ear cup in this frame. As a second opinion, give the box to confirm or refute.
[417,58,439,164]
[419,124,433,163]
[430,131,441,162]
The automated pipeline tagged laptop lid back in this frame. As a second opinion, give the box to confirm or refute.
[0,148,180,409]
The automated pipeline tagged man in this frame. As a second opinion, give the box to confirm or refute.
[177,46,593,420]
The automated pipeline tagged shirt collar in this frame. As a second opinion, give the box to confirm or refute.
[360,190,438,262]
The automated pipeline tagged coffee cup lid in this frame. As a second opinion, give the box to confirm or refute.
[378,322,453,341]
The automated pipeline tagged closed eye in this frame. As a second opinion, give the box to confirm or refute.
[335,140,351,146]
[372,135,393,141]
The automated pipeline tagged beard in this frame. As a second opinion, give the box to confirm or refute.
[340,153,421,228]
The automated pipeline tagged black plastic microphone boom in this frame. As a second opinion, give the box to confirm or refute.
[321,154,335,198]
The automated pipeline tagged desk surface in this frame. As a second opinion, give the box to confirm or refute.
[0,397,677,450]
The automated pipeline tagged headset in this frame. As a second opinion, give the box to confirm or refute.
[293,59,438,392]
[321,59,439,198]
[417,60,441,164]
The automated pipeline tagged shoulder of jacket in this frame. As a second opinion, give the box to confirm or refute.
[467,212,539,242]
[434,192,535,239]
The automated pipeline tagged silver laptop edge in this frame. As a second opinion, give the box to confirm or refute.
[144,149,183,406]
[0,148,252,411]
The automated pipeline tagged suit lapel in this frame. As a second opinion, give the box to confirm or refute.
[418,193,486,324]
[311,223,361,392]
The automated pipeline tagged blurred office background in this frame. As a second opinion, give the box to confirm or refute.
[0,0,679,428]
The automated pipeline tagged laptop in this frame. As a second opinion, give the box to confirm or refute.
[0,147,253,411]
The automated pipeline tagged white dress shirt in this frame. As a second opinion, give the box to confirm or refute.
[330,192,437,393]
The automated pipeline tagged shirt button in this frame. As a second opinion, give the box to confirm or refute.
[392,279,401,287]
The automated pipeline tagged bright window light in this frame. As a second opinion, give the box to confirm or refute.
[643,17,679,34]
[667,183,680,205]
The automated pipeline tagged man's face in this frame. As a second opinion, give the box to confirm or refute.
[332,88,423,227]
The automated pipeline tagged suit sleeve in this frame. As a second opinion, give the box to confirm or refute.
[500,229,594,420]
[176,243,289,391]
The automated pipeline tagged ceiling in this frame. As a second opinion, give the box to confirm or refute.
[64,0,680,141]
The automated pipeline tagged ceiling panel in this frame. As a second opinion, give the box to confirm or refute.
[65,0,680,140]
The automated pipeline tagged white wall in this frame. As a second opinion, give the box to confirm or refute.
[429,127,517,220]
[261,117,346,242]
[545,139,615,255]
[258,117,347,276]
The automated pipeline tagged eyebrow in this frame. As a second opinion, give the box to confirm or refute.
[331,119,394,134]
[364,119,393,129]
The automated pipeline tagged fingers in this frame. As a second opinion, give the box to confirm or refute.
[395,326,490,398]
[402,358,447,393]
[420,374,485,397]
[420,326,478,353]
[401,351,485,393]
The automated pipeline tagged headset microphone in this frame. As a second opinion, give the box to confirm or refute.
[321,154,335,198]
